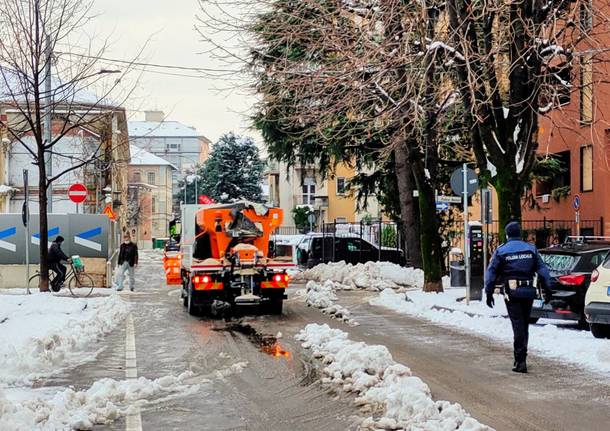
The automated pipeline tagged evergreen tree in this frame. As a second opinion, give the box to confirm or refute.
[196,133,265,203]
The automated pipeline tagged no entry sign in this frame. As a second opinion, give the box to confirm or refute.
[68,183,88,204]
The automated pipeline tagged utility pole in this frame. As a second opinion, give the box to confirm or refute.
[44,33,53,213]
[23,170,31,294]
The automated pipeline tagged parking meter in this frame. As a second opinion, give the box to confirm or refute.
[469,224,484,300]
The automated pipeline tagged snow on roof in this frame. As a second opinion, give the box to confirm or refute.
[129,145,177,169]
[128,121,203,138]
[0,68,119,108]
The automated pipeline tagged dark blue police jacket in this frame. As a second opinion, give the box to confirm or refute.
[484,238,552,298]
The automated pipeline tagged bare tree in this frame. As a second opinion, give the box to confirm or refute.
[446,0,610,235]
[0,0,133,291]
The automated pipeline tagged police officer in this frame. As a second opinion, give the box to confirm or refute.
[485,221,552,373]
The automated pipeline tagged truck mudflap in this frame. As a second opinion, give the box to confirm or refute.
[163,253,182,285]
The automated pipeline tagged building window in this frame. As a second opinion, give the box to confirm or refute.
[336,177,346,195]
[302,178,316,205]
[167,142,180,151]
[580,145,593,192]
[579,55,593,124]
[148,172,156,185]
[537,150,571,196]
[134,172,141,182]
[579,0,593,33]
[152,197,157,213]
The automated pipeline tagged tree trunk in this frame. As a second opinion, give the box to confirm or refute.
[493,170,523,240]
[38,149,50,292]
[411,160,444,292]
[394,146,422,268]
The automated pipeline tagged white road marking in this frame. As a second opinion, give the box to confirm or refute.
[125,314,143,431]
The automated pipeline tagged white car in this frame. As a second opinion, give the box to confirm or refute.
[584,257,610,338]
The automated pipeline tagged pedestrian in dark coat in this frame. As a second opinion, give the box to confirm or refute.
[485,221,552,373]
[115,234,138,291]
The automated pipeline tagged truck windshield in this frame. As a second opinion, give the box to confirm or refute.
[541,253,578,273]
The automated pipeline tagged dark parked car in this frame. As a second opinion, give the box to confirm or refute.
[296,234,406,268]
[531,239,610,327]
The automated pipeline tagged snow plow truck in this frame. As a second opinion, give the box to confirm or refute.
[180,202,294,316]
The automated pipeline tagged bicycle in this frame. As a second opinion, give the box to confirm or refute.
[29,259,95,298]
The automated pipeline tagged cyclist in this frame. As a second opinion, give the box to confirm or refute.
[49,236,70,291]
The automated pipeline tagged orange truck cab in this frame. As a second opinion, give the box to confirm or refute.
[180,202,294,316]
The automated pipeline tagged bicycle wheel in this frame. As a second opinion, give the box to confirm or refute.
[29,272,57,293]
[28,273,40,290]
[68,273,95,297]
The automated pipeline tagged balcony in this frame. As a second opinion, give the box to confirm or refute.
[265,160,279,175]
[294,194,328,209]
[314,195,329,208]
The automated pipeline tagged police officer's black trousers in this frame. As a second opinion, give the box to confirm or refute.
[505,297,534,363]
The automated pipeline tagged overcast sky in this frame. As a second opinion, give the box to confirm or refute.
[92,0,256,144]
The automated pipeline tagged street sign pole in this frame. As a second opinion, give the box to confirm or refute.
[481,188,487,280]
[23,170,30,295]
[573,195,581,237]
[463,163,470,305]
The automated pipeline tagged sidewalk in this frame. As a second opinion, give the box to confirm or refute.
[308,292,610,431]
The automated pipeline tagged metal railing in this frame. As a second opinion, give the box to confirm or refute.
[318,221,405,265]
[445,217,605,255]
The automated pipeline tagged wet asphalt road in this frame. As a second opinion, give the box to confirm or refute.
[49,253,610,430]
[63,253,359,431]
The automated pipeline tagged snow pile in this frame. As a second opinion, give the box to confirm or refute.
[305,280,357,325]
[372,289,610,375]
[403,287,507,318]
[0,184,15,194]
[0,372,198,431]
[0,293,129,385]
[215,361,248,378]
[296,324,490,430]
[297,261,426,291]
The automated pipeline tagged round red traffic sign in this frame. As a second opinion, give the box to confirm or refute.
[68,183,88,203]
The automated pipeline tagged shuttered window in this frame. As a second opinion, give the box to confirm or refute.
[580,55,593,124]
[580,145,593,192]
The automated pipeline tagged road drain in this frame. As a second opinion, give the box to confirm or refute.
[215,323,291,359]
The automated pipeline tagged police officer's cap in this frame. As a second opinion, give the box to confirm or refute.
[505,221,521,239]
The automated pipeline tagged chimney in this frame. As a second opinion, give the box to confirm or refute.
[145,111,165,122]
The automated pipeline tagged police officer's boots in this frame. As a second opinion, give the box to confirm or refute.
[512,361,527,373]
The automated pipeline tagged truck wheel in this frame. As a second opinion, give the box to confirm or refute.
[590,323,610,339]
[187,285,199,316]
[267,299,283,315]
